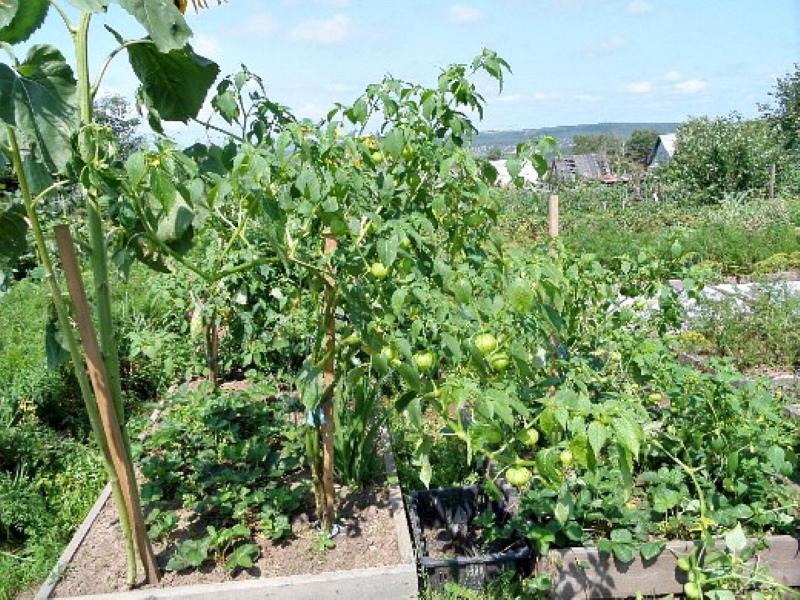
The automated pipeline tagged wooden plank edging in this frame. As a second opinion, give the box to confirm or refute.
[35,484,113,600]
[538,534,800,599]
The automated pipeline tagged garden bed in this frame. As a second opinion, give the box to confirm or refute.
[38,435,416,599]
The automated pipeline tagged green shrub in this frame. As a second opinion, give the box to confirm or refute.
[664,115,783,201]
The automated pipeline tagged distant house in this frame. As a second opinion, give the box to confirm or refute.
[647,134,676,167]
[550,153,612,182]
[489,159,540,187]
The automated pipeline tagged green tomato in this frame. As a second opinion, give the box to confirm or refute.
[370,262,390,279]
[413,352,435,371]
[371,151,385,164]
[559,449,574,469]
[490,353,510,372]
[517,428,539,448]
[710,434,725,452]
[381,346,396,362]
[400,236,411,250]
[647,392,662,404]
[505,466,532,488]
[676,557,692,572]
[683,582,701,599]
[474,333,498,355]
[484,427,503,445]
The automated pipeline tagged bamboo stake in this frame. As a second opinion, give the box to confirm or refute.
[53,225,160,584]
[548,194,559,238]
[320,231,337,533]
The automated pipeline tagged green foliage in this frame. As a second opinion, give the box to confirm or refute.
[333,366,386,486]
[118,0,192,52]
[0,423,104,599]
[625,129,659,166]
[0,0,49,44]
[0,44,78,173]
[571,133,622,158]
[140,383,307,571]
[664,114,783,201]
[690,284,800,370]
[761,63,800,151]
[127,41,220,126]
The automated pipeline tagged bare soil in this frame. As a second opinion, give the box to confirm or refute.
[53,486,402,596]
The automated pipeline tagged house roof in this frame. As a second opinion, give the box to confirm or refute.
[657,133,676,157]
[551,153,611,180]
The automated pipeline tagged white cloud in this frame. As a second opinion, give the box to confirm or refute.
[295,102,329,120]
[673,79,708,94]
[626,1,654,15]
[493,93,525,104]
[584,35,625,57]
[625,80,655,94]
[237,13,278,37]
[574,93,602,103]
[325,82,355,94]
[664,70,682,82]
[289,14,353,45]
[448,4,483,24]
[533,92,551,101]
[194,33,221,57]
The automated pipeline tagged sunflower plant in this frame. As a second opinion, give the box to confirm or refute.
[0,0,222,585]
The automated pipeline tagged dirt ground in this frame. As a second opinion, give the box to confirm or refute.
[53,486,402,596]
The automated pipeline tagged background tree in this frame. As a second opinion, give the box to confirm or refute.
[625,129,659,166]
[760,63,800,151]
[571,133,622,157]
[665,114,781,201]
[485,146,503,160]
[94,95,145,159]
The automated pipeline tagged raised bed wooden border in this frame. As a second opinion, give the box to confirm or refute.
[36,428,417,600]
[536,535,800,599]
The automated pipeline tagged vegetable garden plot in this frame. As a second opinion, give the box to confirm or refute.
[42,387,416,598]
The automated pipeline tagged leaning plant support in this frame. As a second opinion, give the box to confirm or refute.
[54,224,160,584]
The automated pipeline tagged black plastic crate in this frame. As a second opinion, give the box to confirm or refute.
[408,485,531,591]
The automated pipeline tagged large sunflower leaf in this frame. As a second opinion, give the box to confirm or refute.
[0,202,28,265]
[65,0,111,11]
[0,45,78,173]
[127,41,219,123]
[117,0,192,52]
[0,0,49,44]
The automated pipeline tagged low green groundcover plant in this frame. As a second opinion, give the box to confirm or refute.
[139,382,306,572]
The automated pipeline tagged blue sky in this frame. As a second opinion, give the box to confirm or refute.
[28,0,800,138]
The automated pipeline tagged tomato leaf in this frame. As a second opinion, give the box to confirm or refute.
[586,421,608,460]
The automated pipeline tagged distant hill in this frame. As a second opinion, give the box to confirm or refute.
[474,122,679,154]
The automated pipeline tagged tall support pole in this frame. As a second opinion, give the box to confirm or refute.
[320,231,337,533]
[548,194,560,238]
[54,225,160,584]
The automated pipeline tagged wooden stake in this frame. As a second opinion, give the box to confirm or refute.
[320,231,337,533]
[53,225,160,584]
[548,194,559,238]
